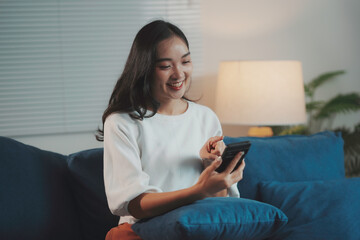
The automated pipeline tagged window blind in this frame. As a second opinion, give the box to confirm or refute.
[0,0,202,137]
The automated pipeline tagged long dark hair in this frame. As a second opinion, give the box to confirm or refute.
[96,20,191,141]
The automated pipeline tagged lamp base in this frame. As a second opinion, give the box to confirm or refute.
[247,127,273,137]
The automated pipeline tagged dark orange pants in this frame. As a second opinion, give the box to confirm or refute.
[105,223,142,240]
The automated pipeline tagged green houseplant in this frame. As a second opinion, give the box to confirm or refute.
[273,70,360,177]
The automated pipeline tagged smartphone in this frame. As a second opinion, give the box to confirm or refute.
[216,141,251,173]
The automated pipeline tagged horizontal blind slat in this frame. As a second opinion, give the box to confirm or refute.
[0,0,202,137]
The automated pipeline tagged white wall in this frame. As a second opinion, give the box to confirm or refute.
[13,0,360,153]
[197,0,360,136]
[14,132,103,155]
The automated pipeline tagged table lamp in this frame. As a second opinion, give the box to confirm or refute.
[214,61,306,137]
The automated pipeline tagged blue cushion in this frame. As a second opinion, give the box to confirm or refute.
[258,178,360,240]
[0,137,81,240]
[67,148,119,240]
[224,131,345,200]
[132,197,288,240]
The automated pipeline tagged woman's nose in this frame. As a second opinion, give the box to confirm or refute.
[171,65,185,80]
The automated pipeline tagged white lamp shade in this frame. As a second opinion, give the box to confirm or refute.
[214,61,307,125]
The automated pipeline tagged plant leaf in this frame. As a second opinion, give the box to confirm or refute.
[304,84,312,98]
[315,93,360,119]
[305,70,345,97]
[306,101,324,112]
[337,125,360,177]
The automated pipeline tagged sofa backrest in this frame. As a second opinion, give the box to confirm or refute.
[0,137,81,240]
[67,148,119,240]
[224,131,345,200]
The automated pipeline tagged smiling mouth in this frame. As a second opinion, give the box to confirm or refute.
[167,81,184,90]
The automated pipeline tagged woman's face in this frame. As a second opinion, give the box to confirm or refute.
[152,36,193,104]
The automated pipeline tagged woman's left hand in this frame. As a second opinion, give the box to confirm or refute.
[210,139,225,156]
[199,136,225,160]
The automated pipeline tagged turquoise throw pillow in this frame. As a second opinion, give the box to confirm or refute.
[132,197,288,240]
[259,178,360,240]
[224,131,345,200]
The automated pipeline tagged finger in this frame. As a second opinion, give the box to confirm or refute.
[224,151,243,174]
[232,158,245,172]
[211,141,222,150]
[209,136,223,146]
[204,157,222,173]
[211,149,221,156]
[212,136,224,144]
[207,138,216,152]
[217,142,226,154]
[236,159,246,172]
[207,153,219,160]
[208,140,215,149]
[231,159,246,181]
[211,144,223,156]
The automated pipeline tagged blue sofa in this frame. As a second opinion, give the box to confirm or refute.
[0,136,118,240]
[1,131,359,240]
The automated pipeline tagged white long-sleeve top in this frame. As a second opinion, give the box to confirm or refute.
[103,101,240,224]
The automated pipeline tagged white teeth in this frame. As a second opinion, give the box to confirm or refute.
[169,81,183,87]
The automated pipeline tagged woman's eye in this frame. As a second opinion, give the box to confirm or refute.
[183,60,191,64]
[159,65,171,69]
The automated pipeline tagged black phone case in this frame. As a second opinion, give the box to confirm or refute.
[216,141,251,173]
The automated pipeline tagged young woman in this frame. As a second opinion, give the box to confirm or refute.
[97,20,245,240]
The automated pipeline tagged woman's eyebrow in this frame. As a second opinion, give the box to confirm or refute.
[156,52,191,62]
[182,52,191,58]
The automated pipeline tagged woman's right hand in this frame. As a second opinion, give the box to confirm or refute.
[195,152,245,198]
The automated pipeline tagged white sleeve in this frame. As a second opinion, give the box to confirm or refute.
[228,183,240,198]
[209,107,223,137]
[103,114,162,217]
